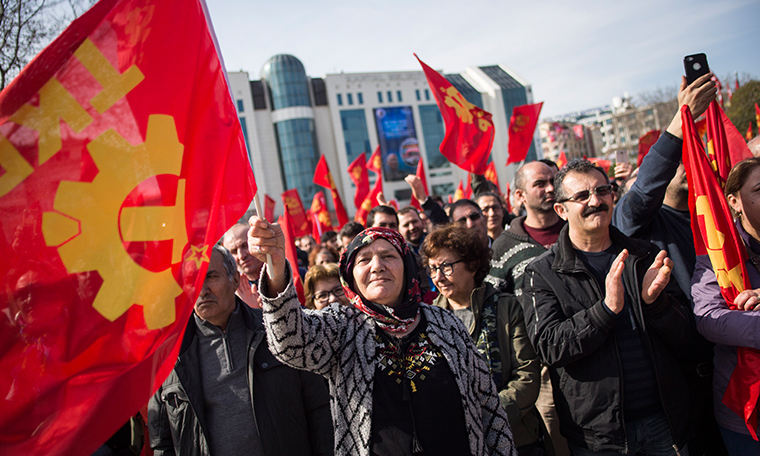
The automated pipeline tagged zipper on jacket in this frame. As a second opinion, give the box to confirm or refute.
[222,330,233,371]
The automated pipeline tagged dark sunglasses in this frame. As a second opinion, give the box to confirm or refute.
[557,184,613,203]
[455,212,482,224]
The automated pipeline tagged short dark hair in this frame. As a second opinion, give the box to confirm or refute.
[366,205,398,227]
[448,199,482,222]
[320,230,337,244]
[308,245,340,268]
[339,221,364,241]
[397,206,420,218]
[554,159,609,203]
[539,158,558,170]
[420,224,491,286]
[476,192,504,207]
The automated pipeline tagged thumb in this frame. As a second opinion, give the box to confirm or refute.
[680,76,687,92]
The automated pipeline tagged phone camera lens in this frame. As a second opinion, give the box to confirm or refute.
[693,62,701,71]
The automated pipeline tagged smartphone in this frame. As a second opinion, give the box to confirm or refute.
[684,53,710,86]
[615,150,627,164]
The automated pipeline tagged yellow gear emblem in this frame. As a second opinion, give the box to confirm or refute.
[42,115,188,329]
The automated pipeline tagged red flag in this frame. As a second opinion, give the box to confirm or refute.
[279,213,306,305]
[464,173,473,199]
[682,105,758,437]
[282,189,311,238]
[695,118,707,139]
[637,130,661,167]
[264,194,276,223]
[755,103,760,133]
[347,153,370,210]
[504,182,513,213]
[707,102,752,169]
[484,162,501,191]
[556,150,568,169]
[415,54,494,174]
[313,155,348,228]
[0,0,255,453]
[411,156,429,211]
[749,122,754,141]
[388,199,399,211]
[587,157,612,174]
[507,102,543,165]
[367,145,382,174]
[310,191,333,239]
[454,180,465,201]
[355,174,383,225]
[573,124,585,140]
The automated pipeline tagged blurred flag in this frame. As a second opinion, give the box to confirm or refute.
[507,102,543,165]
[747,122,753,141]
[484,162,501,191]
[279,212,306,305]
[416,54,494,174]
[637,130,661,167]
[504,182,512,214]
[587,157,612,174]
[310,191,332,239]
[556,150,568,169]
[755,103,760,132]
[0,0,255,454]
[695,118,707,139]
[410,156,429,211]
[573,124,585,140]
[264,194,276,223]
[388,199,399,211]
[454,180,465,201]
[282,189,311,238]
[313,155,348,228]
[705,102,752,171]
[367,145,382,174]
[355,174,383,225]
[347,153,370,210]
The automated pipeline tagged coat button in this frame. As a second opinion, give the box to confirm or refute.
[261,362,268,368]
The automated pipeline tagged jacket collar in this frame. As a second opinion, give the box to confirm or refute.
[552,223,648,273]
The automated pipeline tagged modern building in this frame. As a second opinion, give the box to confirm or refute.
[229,54,540,218]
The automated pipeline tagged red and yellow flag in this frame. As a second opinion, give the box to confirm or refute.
[416,54,494,174]
[281,189,311,238]
[279,212,306,305]
[411,156,429,211]
[705,102,752,185]
[0,0,255,454]
[682,105,759,437]
[504,182,513,214]
[347,153,370,211]
[355,174,383,225]
[310,191,333,239]
[313,155,348,229]
[507,102,543,165]
[755,103,760,133]
[367,145,382,174]
[637,130,661,167]
[264,194,276,223]
[454,180,465,201]
[749,122,755,141]
[484,162,501,191]
[556,150,568,169]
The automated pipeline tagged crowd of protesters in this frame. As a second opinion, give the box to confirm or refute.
[132,72,760,456]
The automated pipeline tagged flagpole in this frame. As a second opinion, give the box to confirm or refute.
[253,192,276,280]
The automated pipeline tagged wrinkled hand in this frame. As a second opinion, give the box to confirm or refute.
[641,250,673,304]
[237,280,262,309]
[605,249,628,314]
[667,73,717,138]
[734,288,760,311]
[405,175,428,202]
[614,162,633,181]
[247,216,287,292]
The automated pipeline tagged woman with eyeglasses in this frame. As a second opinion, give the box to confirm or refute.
[304,263,349,310]
[247,218,516,456]
[421,224,546,456]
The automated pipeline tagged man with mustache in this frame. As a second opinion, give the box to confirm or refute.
[520,159,693,455]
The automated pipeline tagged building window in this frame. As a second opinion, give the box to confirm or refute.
[419,104,448,169]
[621,137,626,144]
[377,91,383,103]
[347,93,354,105]
[239,117,250,151]
[387,91,392,102]
[416,89,421,101]
[236,99,244,112]
[358,93,364,104]
[397,90,403,102]
[425,89,430,100]
[337,94,343,106]
[340,109,371,167]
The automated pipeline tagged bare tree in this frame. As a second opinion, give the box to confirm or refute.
[0,0,90,89]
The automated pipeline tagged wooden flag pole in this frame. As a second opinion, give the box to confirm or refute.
[253,192,276,280]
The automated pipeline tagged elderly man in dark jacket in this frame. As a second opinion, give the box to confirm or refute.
[148,245,333,456]
[520,159,693,455]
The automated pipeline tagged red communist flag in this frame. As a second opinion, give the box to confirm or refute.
[755,103,760,132]
[355,173,383,225]
[310,191,333,239]
[587,157,612,174]
[264,194,276,223]
[484,162,501,191]
[279,212,306,305]
[411,156,429,211]
[313,155,348,228]
[556,150,568,169]
[507,102,543,165]
[637,130,661,167]
[454,180,465,201]
[695,118,707,139]
[0,0,255,454]
[281,189,311,238]
[367,145,382,174]
[705,101,752,186]
[682,105,758,437]
[416,54,494,174]
[347,153,370,210]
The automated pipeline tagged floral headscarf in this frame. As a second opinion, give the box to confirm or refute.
[339,227,422,333]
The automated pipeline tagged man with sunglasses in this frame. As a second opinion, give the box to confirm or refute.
[449,199,491,248]
[520,159,693,455]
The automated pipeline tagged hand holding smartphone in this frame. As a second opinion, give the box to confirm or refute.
[684,53,710,86]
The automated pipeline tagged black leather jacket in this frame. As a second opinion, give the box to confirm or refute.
[520,225,692,452]
[147,298,334,456]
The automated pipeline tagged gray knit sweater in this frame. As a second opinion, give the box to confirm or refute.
[259,264,517,456]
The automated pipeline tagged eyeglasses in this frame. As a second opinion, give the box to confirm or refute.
[425,260,463,277]
[557,184,613,203]
[313,286,345,304]
[455,212,482,224]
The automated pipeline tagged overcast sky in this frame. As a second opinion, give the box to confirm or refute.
[206,0,759,118]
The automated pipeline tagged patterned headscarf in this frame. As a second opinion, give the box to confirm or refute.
[339,227,422,333]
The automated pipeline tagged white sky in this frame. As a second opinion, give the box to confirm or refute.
[205,0,760,118]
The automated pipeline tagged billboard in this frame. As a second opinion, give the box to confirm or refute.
[374,106,419,182]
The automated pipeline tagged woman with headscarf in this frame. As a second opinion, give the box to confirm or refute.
[248,218,516,456]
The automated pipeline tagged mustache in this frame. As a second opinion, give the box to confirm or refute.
[582,203,609,217]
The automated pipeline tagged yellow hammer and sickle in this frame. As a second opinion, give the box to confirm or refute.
[696,195,745,291]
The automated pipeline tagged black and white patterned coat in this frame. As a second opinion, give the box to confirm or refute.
[259,265,517,456]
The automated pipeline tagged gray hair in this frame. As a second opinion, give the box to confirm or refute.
[213,244,238,282]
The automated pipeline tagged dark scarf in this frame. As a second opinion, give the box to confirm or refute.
[339,227,422,333]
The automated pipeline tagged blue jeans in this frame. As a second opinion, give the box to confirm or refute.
[569,413,688,455]
[719,426,760,456]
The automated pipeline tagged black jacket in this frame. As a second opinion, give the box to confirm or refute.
[147,298,334,456]
[519,225,692,452]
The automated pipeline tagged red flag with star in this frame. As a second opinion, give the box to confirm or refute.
[507,102,543,165]
[281,189,311,238]
[355,173,383,225]
[347,153,370,210]
[367,145,382,174]
[637,130,661,167]
[682,104,758,438]
[755,103,760,133]
[411,156,429,211]
[310,191,333,239]
[0,0,255,454]
[313,155,348,229]
[415,54,494,174]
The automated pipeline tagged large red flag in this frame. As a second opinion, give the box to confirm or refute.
[410,156,429,211]
[367,145,382,174]
[637,130,661,167]
[682,105,758,437]
[507,102,543,165]
[415,54,494,174]
[484,161,501,191]
[281,189,311,238]
[347,153,370,210]
[310,191,333,239]
[706,102,752,179]
[279,213,306,305]
[264,194,276,223]
[313,155,348,228]
[0,0,255,454]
